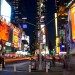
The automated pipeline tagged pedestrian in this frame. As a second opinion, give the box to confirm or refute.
[68,53,75,75]
[0,44,2,64]
[52,55,56,67]
[63,54,70,75]
[11,43,15,52]
[63,53,75,75]
[63,55,68,69]
[0,43,5,68]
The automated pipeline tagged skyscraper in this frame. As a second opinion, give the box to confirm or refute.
[37,0,46,44]
[55,0,68,52]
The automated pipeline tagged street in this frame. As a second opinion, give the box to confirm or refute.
[0,60,63,75]
[0,71,63,75]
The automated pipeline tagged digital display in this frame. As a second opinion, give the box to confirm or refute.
[1,0,11,22]
[70,3,75,42]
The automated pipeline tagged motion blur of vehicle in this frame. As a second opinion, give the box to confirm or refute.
[5,50,31,59]
[5,52,19,58]
[31,55,38,60]
[45,54,61,61]
[16,51,28,57]
[45,55,52,60]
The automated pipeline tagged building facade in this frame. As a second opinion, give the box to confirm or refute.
[55,0,68,53]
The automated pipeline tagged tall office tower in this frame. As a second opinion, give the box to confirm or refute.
[37,0,46,44]
[6,0,23,26]
[55,0,68,52]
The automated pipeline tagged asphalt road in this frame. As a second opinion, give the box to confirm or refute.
[0,61,63,75]
[0,71,63,75]
[3,60,30,72]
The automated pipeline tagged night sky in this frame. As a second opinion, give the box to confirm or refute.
[21,0,56,46]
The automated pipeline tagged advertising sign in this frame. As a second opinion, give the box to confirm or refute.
[0,21,9,41]
[13,28,19,47]
[70,4,75,42]
[1,0,11,22]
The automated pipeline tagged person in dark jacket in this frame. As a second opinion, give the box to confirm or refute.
[0,43,5,68]
[52,55,56,67]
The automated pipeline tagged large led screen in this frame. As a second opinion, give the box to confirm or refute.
[1,0,11,22]
[70,3,75,42]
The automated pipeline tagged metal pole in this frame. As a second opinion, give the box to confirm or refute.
[39,43,42,70]
[0,64,2,71]
[29,65,31,72]
[14,64,16,72]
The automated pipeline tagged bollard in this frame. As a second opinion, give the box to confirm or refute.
[29,65,31,72]
[0,64,2,71]
[14,65,16,72]
[46,64,48,72]
[31,62,35,69]
[47,62,50,69]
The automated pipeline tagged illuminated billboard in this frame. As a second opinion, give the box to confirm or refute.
[1,0,11,22]
[13,28,19,47]
[0,21,10,41]
[56,37,60,53]
[56,37,60,46]
[70,3,75,42]
[41,24,46,35]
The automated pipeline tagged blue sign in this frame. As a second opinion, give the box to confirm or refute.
[22,24,27,28]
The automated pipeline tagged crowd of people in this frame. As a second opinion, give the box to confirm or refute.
[63,52,75,75]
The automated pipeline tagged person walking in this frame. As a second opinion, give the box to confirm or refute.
[1,49,5,68]
[0,44,2,64]
[0,43,5,68]
[63,54,70,75]
[68,53,75,75]
[63,52,75,75]
[52,55,56,67]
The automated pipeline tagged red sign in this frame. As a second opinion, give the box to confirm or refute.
[0,21,9,41]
